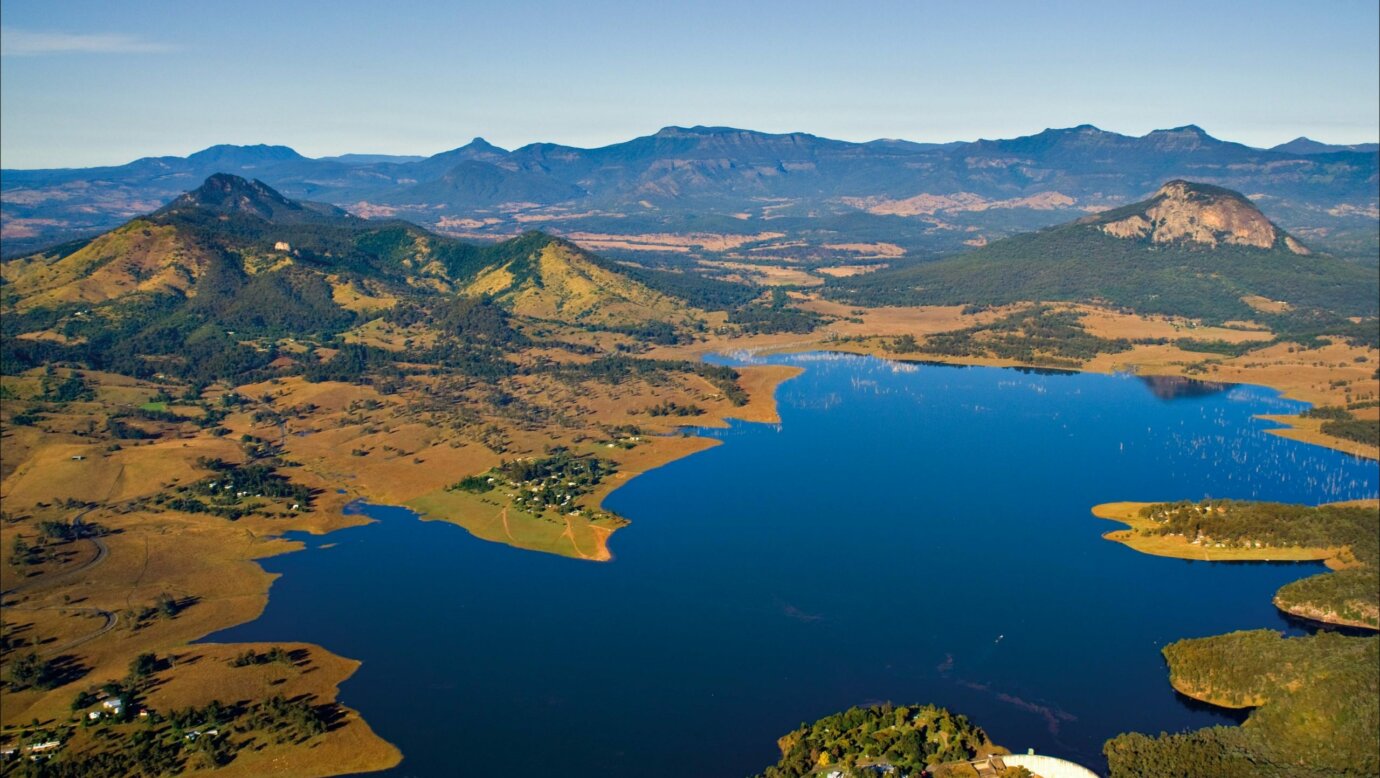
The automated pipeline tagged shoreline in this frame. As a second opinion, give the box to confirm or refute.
[1272,599,1380,633]
[683,306,1377,462]
[0,487,405,775]
[859,349,1376,461]
[1089,500,1379,632]
[1088,501,1351,567]
[4,314,1369,773]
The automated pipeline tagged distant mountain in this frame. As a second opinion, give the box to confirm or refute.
[828,180,1379,322]
[155,173,354,224]
[401,138,511,181]
[318,153,428,165]
[383,160,586,210]
[1270,137,1380,155]
[3,125,1377,262]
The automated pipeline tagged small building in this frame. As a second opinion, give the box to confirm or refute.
[274,241,291,251]
[26,742,60,753]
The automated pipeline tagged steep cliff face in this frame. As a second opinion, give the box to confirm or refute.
[1098,180,1307,253]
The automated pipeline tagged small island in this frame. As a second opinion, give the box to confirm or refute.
[755,703,1100,778]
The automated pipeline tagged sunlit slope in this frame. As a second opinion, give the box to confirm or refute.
[1,222,212,311]
[467,235,703,326]
[3,175,710,336]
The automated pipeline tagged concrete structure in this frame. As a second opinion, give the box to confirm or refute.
[1002,751,1100,778]
[964,751,1099,778]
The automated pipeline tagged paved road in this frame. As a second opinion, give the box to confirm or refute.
[2,508,118,657]
[4,603,118,658]
[2,530,108,598]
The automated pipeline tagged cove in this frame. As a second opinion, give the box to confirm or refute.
[206,353,1378,777]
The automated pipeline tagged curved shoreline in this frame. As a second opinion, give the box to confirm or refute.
[702,324,1378,461]
[1089,500,1378,633]
[1088,501,1347,567]
[1271,599,1379,632]
[173,358,805,771]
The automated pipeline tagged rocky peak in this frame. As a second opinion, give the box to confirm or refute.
[169,173,296,212]
[154,174,350,224]
[1141,125,1220,150]
[1098,180,1309,254]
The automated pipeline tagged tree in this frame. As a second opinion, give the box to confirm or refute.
[7,651,59,690]
[130,652,159,680]
[889,334,920,353]
[10,535,30,567]
[156,593,180,618]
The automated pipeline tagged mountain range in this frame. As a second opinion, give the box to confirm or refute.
[3,125,1377,263]
[4,173,1376,401]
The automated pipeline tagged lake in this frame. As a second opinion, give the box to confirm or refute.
[207,353,1378,776]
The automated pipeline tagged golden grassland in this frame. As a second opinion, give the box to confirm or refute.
[0,377,398,771]
[561,230,787,254]
[698,260,824,287]
[0,313,804,770]
[0,222,203,312]
[146,643,399,777]
[468,241,701,326]
[1087,502,1354,567]
[814,264,888,278]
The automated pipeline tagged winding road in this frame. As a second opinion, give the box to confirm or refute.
[2,507,118,658]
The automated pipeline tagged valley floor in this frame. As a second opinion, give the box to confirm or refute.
[2,297,1375,775]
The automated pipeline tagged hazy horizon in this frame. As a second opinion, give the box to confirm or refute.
[2,120,1378,172]
[2,0,1377,169]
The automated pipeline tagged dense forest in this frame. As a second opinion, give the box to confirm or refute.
[1105,631,1378,777]
[1275,568,1380,628]
[756,703,997,777]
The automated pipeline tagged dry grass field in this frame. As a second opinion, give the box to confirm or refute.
[1088,502,1351,567]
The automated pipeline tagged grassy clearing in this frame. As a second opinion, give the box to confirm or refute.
[1089,502,1345,566]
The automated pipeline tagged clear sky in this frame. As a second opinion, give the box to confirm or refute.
[2,0,1377,168]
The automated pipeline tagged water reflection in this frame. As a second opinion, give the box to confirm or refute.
[1139,374,1233,401]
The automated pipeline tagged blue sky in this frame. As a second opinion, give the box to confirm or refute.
[2,0,1377,168]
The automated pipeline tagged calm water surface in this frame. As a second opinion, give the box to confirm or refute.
[208,354,1378,776]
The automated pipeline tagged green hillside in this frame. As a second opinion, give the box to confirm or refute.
[829,181,1379,324]
[0,175,779,386]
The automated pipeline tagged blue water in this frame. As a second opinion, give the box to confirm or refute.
[207,354,1378,777]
